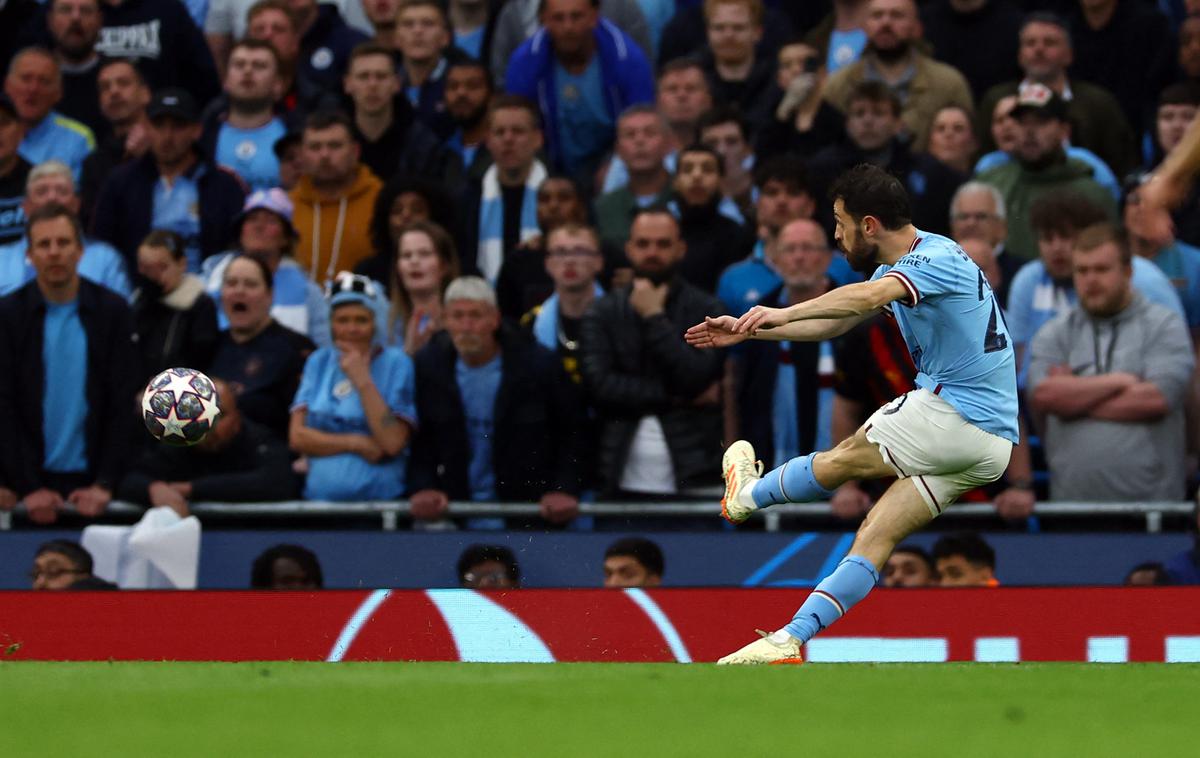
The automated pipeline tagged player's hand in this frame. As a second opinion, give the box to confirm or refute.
[629,278,668,318]
[409,489,450,520]
[539,491,579,524]
[24,488,64,524]
[355,435,385,463]
[830,482,873,520]
[993,487,1035,520]
[148,481,189,517]
[685,316,748,349]
[0,487,17,511]
[68,485,111,518]
[337,341,373,389]
[735,305,791,334]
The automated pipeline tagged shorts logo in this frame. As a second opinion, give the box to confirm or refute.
[882,394,908,415]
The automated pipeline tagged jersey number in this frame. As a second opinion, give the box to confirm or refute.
[978,270,1008,354]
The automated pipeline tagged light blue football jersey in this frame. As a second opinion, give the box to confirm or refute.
[869,230,1019,443]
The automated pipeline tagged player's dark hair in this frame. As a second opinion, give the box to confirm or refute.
[892,544,936,575]
[697,104,750,143]
[754,154,811,195]
[1124,562,1170,586]
[457,544,520,584]
[828,164,912,230]
[604,537,664,577]
[931,533,995,570]
[250,544,323,588]
[25,202,83,247]
[847,80,901,118]
[228,253,275,291]
[676,142,725,177]
[141,229,187,261]
[1028,190,1109,238]
[35,540,93,574]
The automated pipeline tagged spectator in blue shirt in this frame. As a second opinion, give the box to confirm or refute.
[0,93,30,246]
[1125,176,1200,343]
[290,273,417,501]
[4,47,95,183]
[505,0,654,177]
[205,39,288,192]
[0,160,129,298]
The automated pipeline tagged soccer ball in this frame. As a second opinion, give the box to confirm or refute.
[141,368,222,446]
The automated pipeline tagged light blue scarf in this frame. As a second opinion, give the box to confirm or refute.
[477,160,547,282]
[532,283,605,350]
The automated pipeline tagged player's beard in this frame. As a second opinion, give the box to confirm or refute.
[845,235,880,273]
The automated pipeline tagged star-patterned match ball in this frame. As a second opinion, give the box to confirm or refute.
[141,368,222,446]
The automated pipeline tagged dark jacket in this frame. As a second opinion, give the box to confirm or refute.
[117,417,299,504]
[658,5,793,68]
[79,135,127,232]
[130,275,220,376]
[698,50,778,132]
[580,277,726,493]
[755,95,845,162]
[345,94,453,182]
[408,327,588,500]
[299,3,370,93]
[91,151,247,268]
[920,0,1023,100]
[0,157,31,245]
[676,198,756,292]
[94,0,221,104]
[0,279,140,495]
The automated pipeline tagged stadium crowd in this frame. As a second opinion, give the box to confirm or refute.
[0,0,1199,570]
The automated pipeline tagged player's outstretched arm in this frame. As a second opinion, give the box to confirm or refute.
[734,279,908,335]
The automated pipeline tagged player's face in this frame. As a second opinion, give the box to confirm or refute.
[344,53,399,115]
[240,209,289,258]
[397,230,446,296]
[445,298,501,360]
[137,243,187,294]
[883,553,936,587]
[486,108,543,174]
[536,178,584,231]
[617,112,669,174]
[226,48,280,104]
[331,302,375,348]
[773,220,830,291]
[832,199,880,273]
[845,98,899,152]
[98,62,149,123]
[388,192,432,242]
[950,190,1005,247]
[542,0,599,58]
[935,556,993,587]
[545,229,602,291]
[672,152,721,207]
[625,213,684,282]
[991,96,1019,154]
[1074,242,1132,318]
[30,551,85,590]
[603,556,660,588]
[1036,230,1075,281]
[396,7,448,62]
[302,124,359,185]
[706,3,761,66]
[221,257,273,334]
[1157,103,1198,154]
[656,68,711,127]
[756,179,813,235]
[1018,21,1071,80]
[443,66,490,126]
[28,216,83,290]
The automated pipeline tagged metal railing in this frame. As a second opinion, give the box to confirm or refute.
[0,499,1192,533]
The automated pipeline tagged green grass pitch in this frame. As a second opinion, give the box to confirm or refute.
[2,662,1197,757]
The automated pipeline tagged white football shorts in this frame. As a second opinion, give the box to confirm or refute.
[863,388,1013,517]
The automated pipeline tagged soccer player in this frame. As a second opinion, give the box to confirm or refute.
[685,163,1018,664]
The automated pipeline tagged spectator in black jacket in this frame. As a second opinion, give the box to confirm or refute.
[696,0,777,131]
[46,0,106,138]
[0,94,31,246]
[118,378,299,514]
[131,229,219,375]
[808,81,964,236]
[671,144,755,292]
[78,59,149,229]
[755,38,846,162]
[408,276,587,525]
[92,88,246,271]
[580,207,726,496]
[0,202,139,524]
[292,0,369,93]
[244,0,340,122]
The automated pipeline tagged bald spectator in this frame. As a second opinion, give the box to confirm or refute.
[5,47,95,182]
[821,0,973,152]
[977,11,1138,180]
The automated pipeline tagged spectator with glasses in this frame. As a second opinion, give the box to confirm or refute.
[458,544,520,589]
[948,181,1022,307]
[30,540,115,590]
[291,273,417,501]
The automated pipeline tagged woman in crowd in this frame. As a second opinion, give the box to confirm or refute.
[388,220,460,354]
[209,255,316,439]
[355,175,457,293]
[289,273,417,501]
[131,229,219,375]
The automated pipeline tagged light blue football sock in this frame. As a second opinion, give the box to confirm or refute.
[750,453,835,509]
[783,555,880,643]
